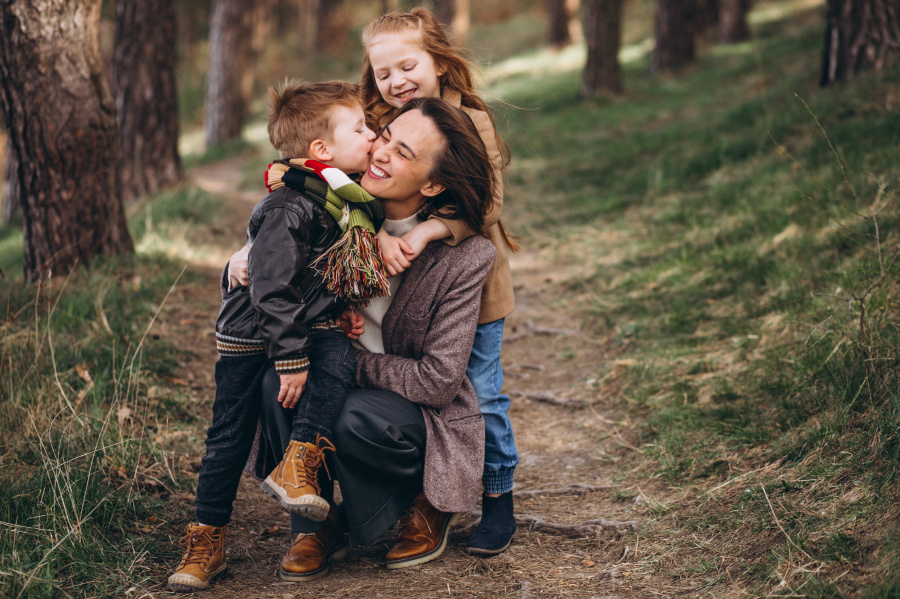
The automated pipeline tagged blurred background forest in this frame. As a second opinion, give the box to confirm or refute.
[1,0,899,597]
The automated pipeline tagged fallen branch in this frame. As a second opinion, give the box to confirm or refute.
[456,511,637,538]
[516,483,619,498]
[518,391,586,407]
[505,319,580,342]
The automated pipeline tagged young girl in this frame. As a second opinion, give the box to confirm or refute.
[360,8,520,556]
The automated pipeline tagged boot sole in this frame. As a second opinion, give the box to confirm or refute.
[385,513,460,570]
[279,539,349,582]
[261,477,330,521]
[466,529,517,556]
[167,562,227,593]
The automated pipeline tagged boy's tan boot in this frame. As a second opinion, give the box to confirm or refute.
[261,435,335,521]
[280,505,349,581]
[167,524,227,592]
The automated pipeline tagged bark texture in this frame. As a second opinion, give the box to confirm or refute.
[3,137,19,222]
[719,0,750,43]
[651,0,696,74]
[582,0,624,95]
[112,0,181,202]
[821,0,900,86]
[206,0,253,147]
[547,0,572,47]
[0,0,133,280]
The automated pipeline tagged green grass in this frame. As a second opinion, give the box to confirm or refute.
[496,4,900,595]
[0,186,222,596]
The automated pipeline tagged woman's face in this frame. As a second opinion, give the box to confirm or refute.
[360,110,445,214]
[367,34,444,109]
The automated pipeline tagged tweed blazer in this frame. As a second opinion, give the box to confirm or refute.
[354,234,496,514]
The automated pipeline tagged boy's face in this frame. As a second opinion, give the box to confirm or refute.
[322,104,376,174]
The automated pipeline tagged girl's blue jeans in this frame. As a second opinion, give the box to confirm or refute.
[467,318,518,494]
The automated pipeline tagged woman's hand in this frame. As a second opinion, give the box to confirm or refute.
[337,309,365,340]
[377,229,414,276]
[278,371,307,409]
[228,245,252,289]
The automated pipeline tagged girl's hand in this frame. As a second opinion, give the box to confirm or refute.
[401,219,452,262]
[228,245,252,288]
[337,309,365,340]
[278,371,307,409]
[377,229,413,276]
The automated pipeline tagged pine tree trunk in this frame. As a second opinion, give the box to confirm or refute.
[206,0,252,147]
[547,0,572,47]
[3,137,20,222]
[567,0,583,44]
[821,0,900,86]
[0,0,133,281]
[112,0,182,202]
[435,0,469,39]
[582,0,624,95]
[651,0,697,74]
[720,0,750,43]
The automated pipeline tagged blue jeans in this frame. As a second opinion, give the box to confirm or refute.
[467,318,518,494]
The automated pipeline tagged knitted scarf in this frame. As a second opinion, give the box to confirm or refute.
[265,159,389,307]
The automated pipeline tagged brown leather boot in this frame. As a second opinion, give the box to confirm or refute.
[261,435,335,521]
[280,506,349,581]
[167,524,227,592]
[385,492,459,570]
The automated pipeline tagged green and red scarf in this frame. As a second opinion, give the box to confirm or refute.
[265,159,389,307]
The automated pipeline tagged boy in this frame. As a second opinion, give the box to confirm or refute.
[168,80,377,593]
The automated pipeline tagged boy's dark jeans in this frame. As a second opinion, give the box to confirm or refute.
[194,330,355,527]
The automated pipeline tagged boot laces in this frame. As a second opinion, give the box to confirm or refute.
[178,526,219,567]
[398,504,433,535]
[292,434,336,491]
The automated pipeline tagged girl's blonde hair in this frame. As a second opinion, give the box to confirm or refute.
[360,7,509,169]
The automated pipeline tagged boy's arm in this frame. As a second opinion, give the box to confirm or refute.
[249,207,313,376]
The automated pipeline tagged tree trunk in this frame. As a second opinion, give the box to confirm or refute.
[695,0,720,34]
[547,0,572,47]
[112,0,182,203]
[206,0,253,147]
[582,0,624,95]
[720,0,750,43]
[821,0,900,86]
[3,137,20,222]
[567,0,583,44]
[0,0,133,281]
[651,0,697,74]
[435,0,470,40]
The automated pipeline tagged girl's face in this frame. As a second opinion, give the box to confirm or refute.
[367,34,444,109]
[360,110,445,215]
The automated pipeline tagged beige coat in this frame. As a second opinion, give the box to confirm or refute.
[431,89,514,324]
[354,235,495,513]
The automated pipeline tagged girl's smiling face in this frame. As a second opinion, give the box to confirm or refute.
[367,34,444,109]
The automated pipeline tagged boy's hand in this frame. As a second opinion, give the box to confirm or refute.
[337,309,365,340]
[377,229,413,276]
[278,371,307,409]
[228,245,252,289]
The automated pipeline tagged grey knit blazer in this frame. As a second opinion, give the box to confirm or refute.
[354,235,495,514]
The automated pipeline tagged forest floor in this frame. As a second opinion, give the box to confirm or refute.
[136,158,691,599]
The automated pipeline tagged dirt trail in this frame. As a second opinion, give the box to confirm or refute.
[148,160,670,598]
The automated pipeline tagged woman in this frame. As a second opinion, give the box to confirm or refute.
[240,98,497,580]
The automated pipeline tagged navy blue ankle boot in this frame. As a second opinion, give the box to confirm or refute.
[466,491,516,556]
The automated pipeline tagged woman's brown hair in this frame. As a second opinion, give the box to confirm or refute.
[392,98,494,237]
[360,7,509,169]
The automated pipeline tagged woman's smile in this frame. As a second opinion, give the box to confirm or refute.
[367,164,390,180]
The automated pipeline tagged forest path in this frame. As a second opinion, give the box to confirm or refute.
[148,158,683,598]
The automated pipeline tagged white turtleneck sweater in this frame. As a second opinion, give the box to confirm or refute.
[353,214,421,354]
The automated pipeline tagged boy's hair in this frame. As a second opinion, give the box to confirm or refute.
[267,79,363,159]
[360,8,508,168]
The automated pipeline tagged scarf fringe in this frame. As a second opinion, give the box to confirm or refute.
[311,228,390,308]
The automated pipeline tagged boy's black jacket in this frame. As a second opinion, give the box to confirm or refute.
[216,182,344,363]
